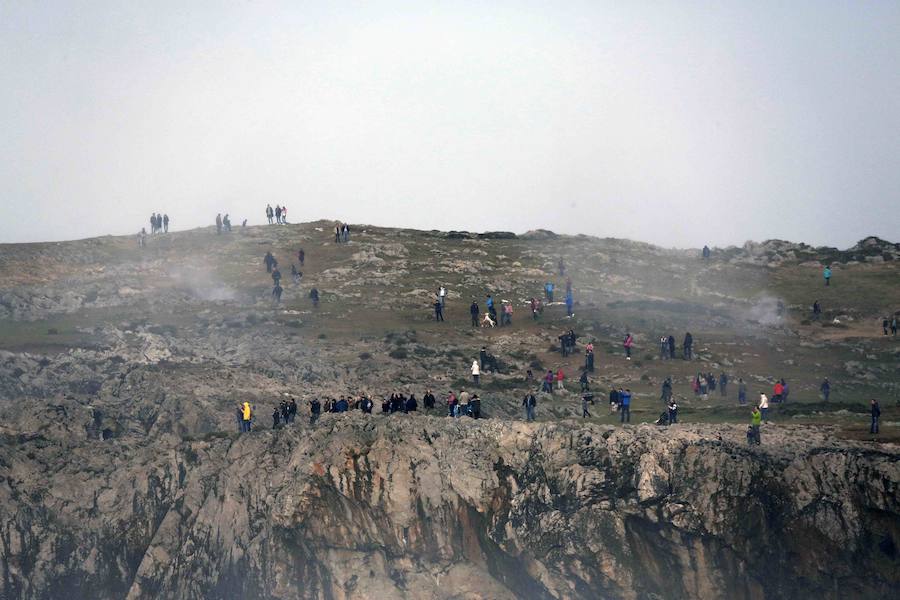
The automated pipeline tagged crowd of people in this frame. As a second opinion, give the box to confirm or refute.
[235,388,491,432]
[262,248,313,306]
[226,234,892,443]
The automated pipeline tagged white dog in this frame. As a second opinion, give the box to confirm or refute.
[481,313,496,328]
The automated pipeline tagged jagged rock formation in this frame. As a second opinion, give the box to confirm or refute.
[2,416,898,599]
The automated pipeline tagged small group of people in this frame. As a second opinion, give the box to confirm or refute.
[772,378,789,403]
[558,329,579,357]
[445,390,483,418]
[263,249,310,305]
[658,334,677,359]
[334,222,351,243]
[608,388,634,423]
[468,298,497,328]
[692,372,729,397]
[215,213,232,234]
[541,368,566,393]
[881,315,898,335]
[271,398,299,428]
[265,204,288,224]
[478,346,501,375]
[149,213,169,234]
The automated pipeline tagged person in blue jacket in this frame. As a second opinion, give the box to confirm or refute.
[545,282,555,303]
[823,265,832,286]
[619,388,632,423]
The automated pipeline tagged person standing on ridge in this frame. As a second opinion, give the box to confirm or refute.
[471,360,480,386]
[870,399,881,434]
[759,392,770,423]
[523,392,537,422]
[470,300,480,328]
[749,406,762,445]
[215,213,223,234]
[683,332,693,360]
[545,281,555,303]
[667,399,678,425]
[503,301,513,326]
[623,332,634,360]
[163,214,169,233]
[661,377,672,403]
[823,265,832,286]
[241,401,252,432]
[486,295,496,324]
[434,299,444,322]
[820,378,831,401]
[619,389,632,423]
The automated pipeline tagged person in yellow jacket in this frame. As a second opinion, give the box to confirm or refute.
[241,401,252,432]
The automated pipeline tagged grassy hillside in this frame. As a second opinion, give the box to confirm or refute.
[0,221,897,442]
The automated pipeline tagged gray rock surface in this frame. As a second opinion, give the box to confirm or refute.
[2,416,897,599]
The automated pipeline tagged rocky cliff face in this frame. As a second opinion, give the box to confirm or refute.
[3,415,898,600]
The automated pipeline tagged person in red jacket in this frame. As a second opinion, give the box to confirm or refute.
[773,381,784,403]
[623,333,634,360]
[556,368,565,391]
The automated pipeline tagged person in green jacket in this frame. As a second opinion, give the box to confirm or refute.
[749,407,762,445]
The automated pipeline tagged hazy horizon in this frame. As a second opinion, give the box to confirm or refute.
[2,1,899,248]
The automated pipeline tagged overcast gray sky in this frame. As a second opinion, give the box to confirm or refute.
[2,1,898,248]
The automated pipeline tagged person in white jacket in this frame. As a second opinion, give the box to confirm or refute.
[759,393,770,423]
[471,360,480,385]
